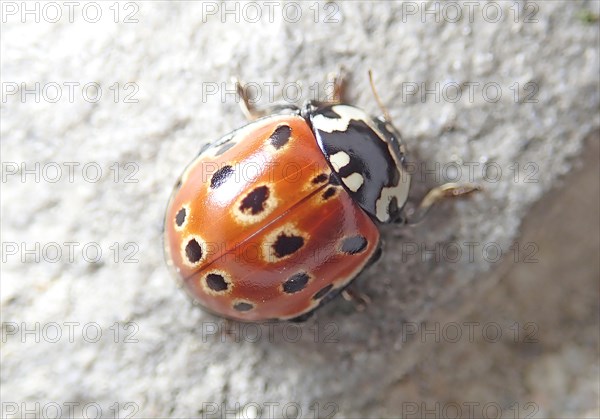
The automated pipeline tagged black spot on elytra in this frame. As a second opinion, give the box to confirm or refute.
[322,186,337,200]
[215,142,235,156]
[185,238,203,263]
[273,233,304,258]
[206,273,228,292]
[239,185,269,215]
[233,301,253,312]
[313,284,333,300]
[175,207,186,227]
[312,173,329,184]
[340,235,368,255]
[210,165,234,189]
[269,125,292,149]
[283,272,310,294]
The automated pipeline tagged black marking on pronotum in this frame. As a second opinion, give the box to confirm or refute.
[340,235,368,255]
[282,272,310,294]
[269,125,292,149]
[388,196,399,220]
[373,117,406,164]
[210,165,234,189]
[273,233,304,258]
[185,239,203,263]
[206,273,228,292]
[233,301,253,312]
[239,185,269,215]
[311,105,406,222]
[312,173,329,184]
[322,187,337,200]
[318,107,342,119]
[175,207,186,227]
[313,284,333,300]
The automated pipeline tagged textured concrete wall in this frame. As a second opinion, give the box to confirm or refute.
[2,1,599,418]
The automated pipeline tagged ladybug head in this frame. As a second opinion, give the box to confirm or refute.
[308,104,412,224]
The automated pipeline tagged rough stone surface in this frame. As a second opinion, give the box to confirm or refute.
[1,2,598,418]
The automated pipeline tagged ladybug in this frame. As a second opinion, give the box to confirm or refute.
[163,71,478,322]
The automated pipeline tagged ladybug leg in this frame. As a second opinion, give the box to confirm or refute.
[309,66,347,107]
[234,77,302,120]
[328,65,347,104]
[341,288,371,312]
[233,77,265,121]
[404,183,482,225]
[340,242,382,311]
[220,318,236,340]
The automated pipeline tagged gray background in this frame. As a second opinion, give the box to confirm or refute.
[2,1,599,418]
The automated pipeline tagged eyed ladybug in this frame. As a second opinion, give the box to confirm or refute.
[164,71,478,322]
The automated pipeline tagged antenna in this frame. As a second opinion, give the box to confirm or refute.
[368,70,392,122]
